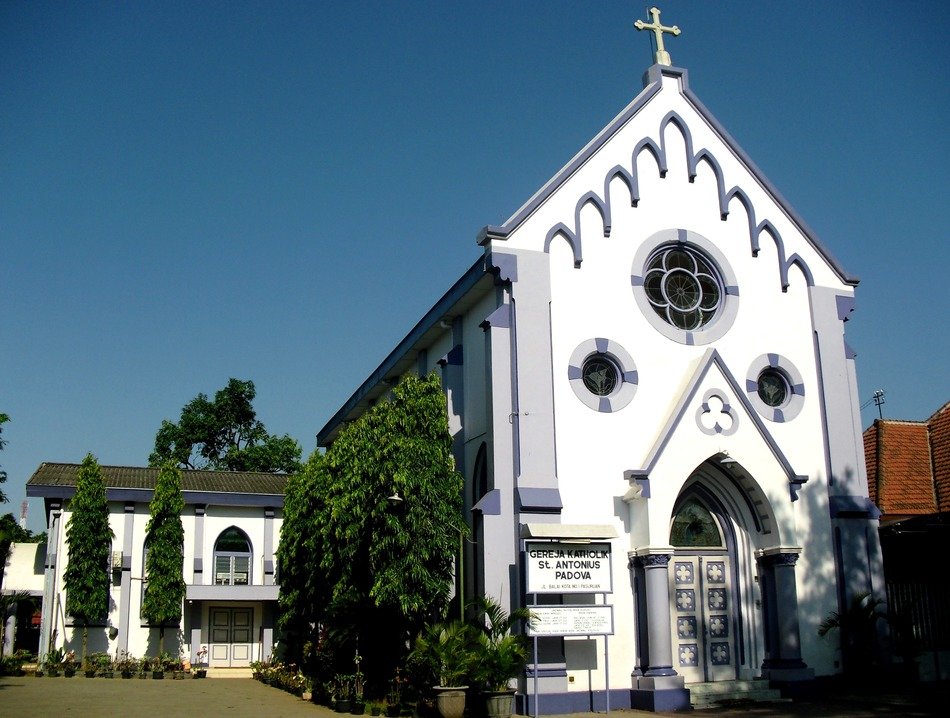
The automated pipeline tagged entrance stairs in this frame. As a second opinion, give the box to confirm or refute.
[688,680,790,710]
[206,667,254,679]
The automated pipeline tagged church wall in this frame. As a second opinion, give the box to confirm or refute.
[481,69,872,694]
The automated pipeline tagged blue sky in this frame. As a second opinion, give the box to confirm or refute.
[3,1,948,533]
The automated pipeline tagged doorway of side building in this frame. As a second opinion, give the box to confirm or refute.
[209,607,253,667]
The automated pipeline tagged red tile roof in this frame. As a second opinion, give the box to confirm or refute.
[864,400,950,523]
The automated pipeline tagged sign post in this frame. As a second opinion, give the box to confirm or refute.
[524,541,615,715]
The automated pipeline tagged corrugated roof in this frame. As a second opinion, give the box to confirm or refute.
[27,462,288,496]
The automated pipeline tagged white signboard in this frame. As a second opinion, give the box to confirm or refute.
[525,541,612,594]
[526,605,614,637]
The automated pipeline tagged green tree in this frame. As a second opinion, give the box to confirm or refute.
[316,373,465,687]
[276,451,330,667]
[149,378,301,473]
[142,462,186,657]
[63,454,114,666]
[0,412,9,503]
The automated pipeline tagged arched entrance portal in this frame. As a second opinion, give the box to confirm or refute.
[668,465,766,684]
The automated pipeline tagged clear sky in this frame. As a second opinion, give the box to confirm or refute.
[3,1,948,533]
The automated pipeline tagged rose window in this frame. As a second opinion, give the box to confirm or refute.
[643,245,723,330]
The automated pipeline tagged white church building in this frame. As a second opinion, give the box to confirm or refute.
[318,15,884,713]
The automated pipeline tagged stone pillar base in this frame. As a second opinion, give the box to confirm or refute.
[763,666,815,683]
[630,687,691,712]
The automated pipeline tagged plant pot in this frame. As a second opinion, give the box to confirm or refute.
[302,691,313,702]
[47,669,61,677]
[64,668,76,677]
[335,699,352,713]
[100,671,114,678]
[484,690,515,718]
[193,669,207,678]
[85,669,97,678]
[122,671,133,679]
[434,686,468,718]
[351,700,366,715]
[385,706,400,717]
[152,670,165,679]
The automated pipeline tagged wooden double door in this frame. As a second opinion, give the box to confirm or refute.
[209,607,253,667]
[670,554,738,683]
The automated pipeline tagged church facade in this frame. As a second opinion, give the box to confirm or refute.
[318,54,883,713]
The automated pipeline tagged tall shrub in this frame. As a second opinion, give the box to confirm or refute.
[318,372,465,687]
[63,453,114,665]
[142,462,186,656]
[276,450,329,666]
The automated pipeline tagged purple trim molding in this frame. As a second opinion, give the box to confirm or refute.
[472,488,501,516]
[479,64,856,291]
[516,487,562,513]
[632,348,809,501]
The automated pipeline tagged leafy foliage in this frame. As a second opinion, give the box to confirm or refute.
[408,620,475,687]
[469,596,533,691]
[277,372,464,694]
[818,591,887,673]
[276,451,330,662]
[63,454,114,663]
[142,462,186,655]
[406,597,534,692]
[149,378,301,473]
[0,412,9,503]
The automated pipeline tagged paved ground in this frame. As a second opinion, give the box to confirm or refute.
[0,675,945,717]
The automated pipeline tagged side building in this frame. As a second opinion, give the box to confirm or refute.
[26,462,284,668]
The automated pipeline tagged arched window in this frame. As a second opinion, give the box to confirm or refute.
[670,497,723,548]
[214,527,252,586]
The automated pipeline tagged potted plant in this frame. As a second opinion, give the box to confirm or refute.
[63,650,77,677]
[409,620,475,718]
[192,645,208,678]
[95,651,114,678]
[351,651,366,715]
[150,652,172,679]
[386,668,405,717]
[114,650,137,678]
[469,597,534,718]
[44,647,64,677]
[334,673,353,713]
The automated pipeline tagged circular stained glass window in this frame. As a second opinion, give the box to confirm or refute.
[644,246,723,330]
[582,354,619,396]
[757,369,789,407]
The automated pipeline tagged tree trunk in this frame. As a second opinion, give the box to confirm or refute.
[82,625,88,666]
[158,625,165,656]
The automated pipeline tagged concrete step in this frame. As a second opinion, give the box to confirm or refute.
[206,667,254,679]
[688,680,791,710]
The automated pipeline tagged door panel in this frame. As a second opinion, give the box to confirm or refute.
[209,607,254,667]
[671,555,736,683]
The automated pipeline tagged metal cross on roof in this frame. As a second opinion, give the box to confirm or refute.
[634,6,681,67]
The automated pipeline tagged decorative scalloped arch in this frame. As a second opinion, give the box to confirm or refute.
[540,111,815,292]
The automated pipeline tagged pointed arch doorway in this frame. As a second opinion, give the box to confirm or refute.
[667,474,758,685]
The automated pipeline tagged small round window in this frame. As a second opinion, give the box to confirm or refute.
[644,245,723,330]
[757,369,789,407]
[746,354,805,422]
[582,354,619,396]
[568,339,638,413]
